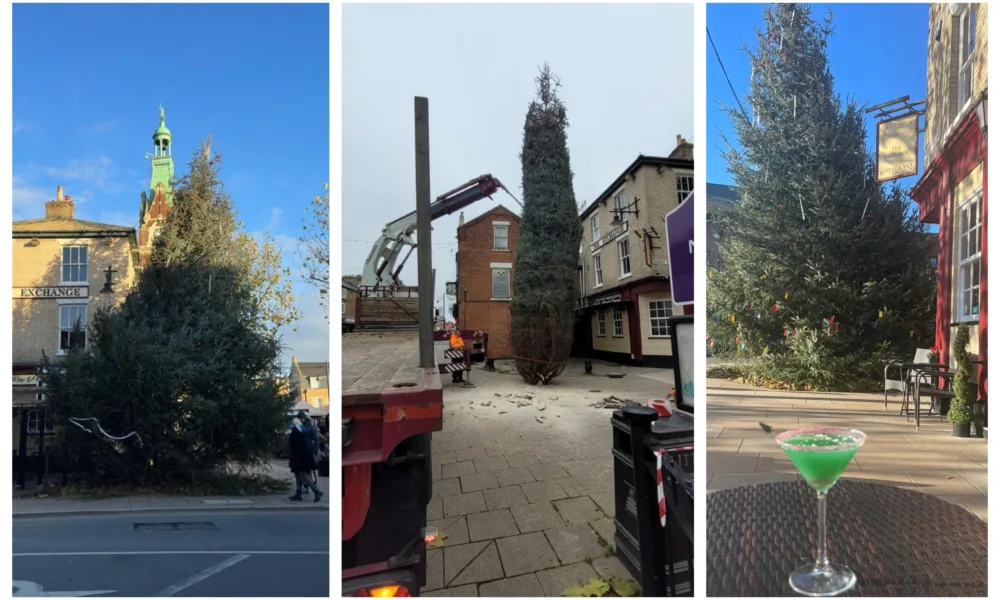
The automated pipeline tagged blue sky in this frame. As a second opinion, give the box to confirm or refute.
[13,3,330,364]
[707,3,930,188]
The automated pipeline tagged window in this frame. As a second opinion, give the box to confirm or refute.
[493,224,509,251]
[591,215,600,242]
[593,255,603,287]
[342,302,346,315]
[59,304,87,353]
[618,239,631,277]
[957,190,982,321]
[61,245,88,283]
[649,300,672,337]
[676,175,694,204]
[309,376,321,389]
[614,191,628,222]
[597,309,607,336]
[957,5,977,110]
[342,288,348,300]
[612,308,625,337]
[492,268,511,299]
[26,410,54,435]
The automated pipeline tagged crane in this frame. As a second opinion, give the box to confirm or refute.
[360,174,520,289]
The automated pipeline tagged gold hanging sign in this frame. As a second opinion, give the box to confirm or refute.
[875,114,919,182]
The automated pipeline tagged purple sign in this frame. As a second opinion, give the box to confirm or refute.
[664,192,694,305]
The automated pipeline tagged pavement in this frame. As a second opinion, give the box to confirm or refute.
[421,351,677,597]
[706,376,988,522]
[14,460,330,517]
[13,510,329,597]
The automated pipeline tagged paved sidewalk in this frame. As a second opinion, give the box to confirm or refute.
[14,460,330,517]
[421,356,677,597]
[707,377,988,522]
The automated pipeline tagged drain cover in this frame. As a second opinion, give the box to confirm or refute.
[134,522,219,532]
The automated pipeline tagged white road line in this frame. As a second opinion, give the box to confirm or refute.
[157,554,250,597]
[14,550,328,557]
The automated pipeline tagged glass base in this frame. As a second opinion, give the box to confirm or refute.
[789,563,857,597]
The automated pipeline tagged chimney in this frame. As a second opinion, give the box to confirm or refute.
[44,186,75,220]
[458,211,465,227]
[677,134,687,147]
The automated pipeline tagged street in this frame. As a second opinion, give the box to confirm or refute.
[13,511,329,597]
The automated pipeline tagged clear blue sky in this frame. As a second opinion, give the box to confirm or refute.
[13,2,330,364]
[707,3,930,188]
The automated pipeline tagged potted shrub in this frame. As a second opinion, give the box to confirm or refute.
[947,325,973,438]
[927,345,941,364]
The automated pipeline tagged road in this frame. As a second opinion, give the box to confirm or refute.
[13,511,329,597]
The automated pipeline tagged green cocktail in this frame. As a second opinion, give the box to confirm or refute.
[777,427,866,597]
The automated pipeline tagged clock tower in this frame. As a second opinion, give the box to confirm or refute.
[138,104,175,265]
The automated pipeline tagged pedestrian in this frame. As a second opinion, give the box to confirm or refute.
[449,328,466,384]
[303,413,321,487]
[288,411,323,503]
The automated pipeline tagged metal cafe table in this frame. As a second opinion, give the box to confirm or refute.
[706,480,987,597]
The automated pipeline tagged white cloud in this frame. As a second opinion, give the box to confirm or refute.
[83,120,120,135]
[13,120,33,135]
[42,157,122,193]
[264,207,283,232]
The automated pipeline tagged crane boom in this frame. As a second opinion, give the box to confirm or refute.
[361,174,505,288]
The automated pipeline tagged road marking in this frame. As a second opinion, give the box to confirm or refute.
[14,550,328,557]
[13,580,116,597]
[157,554,250,597]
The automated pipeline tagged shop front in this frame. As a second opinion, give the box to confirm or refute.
[12,366,52,488]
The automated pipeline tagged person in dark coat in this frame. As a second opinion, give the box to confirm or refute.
[288,412,323,502]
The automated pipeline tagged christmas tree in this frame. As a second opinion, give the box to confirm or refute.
[707,3,936,390]
[510,64,583,384]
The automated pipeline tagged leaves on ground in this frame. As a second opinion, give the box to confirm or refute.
[562,578,610,597]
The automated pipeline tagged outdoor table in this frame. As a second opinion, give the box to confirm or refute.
[910,366,956,431]
[706,480,987,597]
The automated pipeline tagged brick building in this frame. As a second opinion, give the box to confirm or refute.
[455,205,521,358]
[577,138,695,368]
[138,105,176,265]
[12,186,138,457]
[289,356,330,415]
[342,275,360,329]
[911,4,988,404]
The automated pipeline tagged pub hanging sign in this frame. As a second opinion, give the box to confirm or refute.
[590,220,629,253]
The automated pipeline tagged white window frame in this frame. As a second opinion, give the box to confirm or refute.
[612,307,625,337]
[618,238,632,279]
[26,409,55,435]
[956,188,983,322]
[676,174,694,205]
[614,190,628,223]
[593,254,603,288]
[491,263,512,300]
[341,287,348,300]
[342,302,346,315]
[597,309,607,337]
[591,215,600,244]
[648,300,672,338]
[61,244,89,284]
[57,302,88,355]
[493,221,510,251]
[956,4,976,113]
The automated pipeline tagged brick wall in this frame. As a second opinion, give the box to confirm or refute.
[12,235,136,365]
[456,206,520,358]
[925,3,988,167]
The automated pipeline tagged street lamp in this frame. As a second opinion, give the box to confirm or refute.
[100,265,118,294]
[975,88,988,138]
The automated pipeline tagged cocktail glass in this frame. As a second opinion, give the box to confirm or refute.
[776,426,866,597]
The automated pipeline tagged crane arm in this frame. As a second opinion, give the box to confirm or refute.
[360,175,505,289]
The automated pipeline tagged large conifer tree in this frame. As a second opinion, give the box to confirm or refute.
[510,65,582,384]
[707,4,936,390]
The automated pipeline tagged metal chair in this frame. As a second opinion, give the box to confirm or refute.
[884,348,947,410]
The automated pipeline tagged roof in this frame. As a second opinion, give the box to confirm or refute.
[458,205,520,231]
[580,155,695,219]
[342,280,359,293]
[295,362,329,379]
[13,217,136,238]
[706,183,741,213]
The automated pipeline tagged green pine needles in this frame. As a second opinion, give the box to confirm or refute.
[707,4,936,390]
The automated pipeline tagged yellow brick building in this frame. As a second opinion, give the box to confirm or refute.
[12,187,138,460]
[577,137,694,368]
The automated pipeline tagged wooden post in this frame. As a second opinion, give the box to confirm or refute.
[415,97,435,368]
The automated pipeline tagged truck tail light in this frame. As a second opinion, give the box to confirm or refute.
[359,585,410,597]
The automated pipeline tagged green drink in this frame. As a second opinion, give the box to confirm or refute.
[776,427,866,597]
[781,433,860,492]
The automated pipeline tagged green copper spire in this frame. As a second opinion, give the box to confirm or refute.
[148,103,174,206]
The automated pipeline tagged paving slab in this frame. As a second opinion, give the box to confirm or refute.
[483,485,530,511]
[421,548,444,592]
[557,476,605,497]
[442,461,478,479]
[589,492,614,517]
[478,573,545,597]
[433,450,457,466]
[511,502,563,533]
[474,456,510,474]
[535,562,601,596]
[461,471,500,493]
[433,478,462,498]
[467,509,520,542]
[495,467,535,487]
[443,491,487,518]
[590,555,634,583]
[450,541,505,586]
[553,496,604,524]
[544,523,609,564]
[589,518,615,547]
[528,463,571,481]
[456,446,489,462]
[427,515,469,546]
[443,541,490,584]
[423,583,479,597]
[505,453,542,468]
[496,531,560,577]
[427,497,443,521]
[521,480,569,504]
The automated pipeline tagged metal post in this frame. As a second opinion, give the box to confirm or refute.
[17,407,28,489]
[36,408,46,485]
[415,97,434,368]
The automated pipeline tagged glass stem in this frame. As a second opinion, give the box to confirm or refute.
[815,491,830,570]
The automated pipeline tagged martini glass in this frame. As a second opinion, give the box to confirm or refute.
[776,426,866,597]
